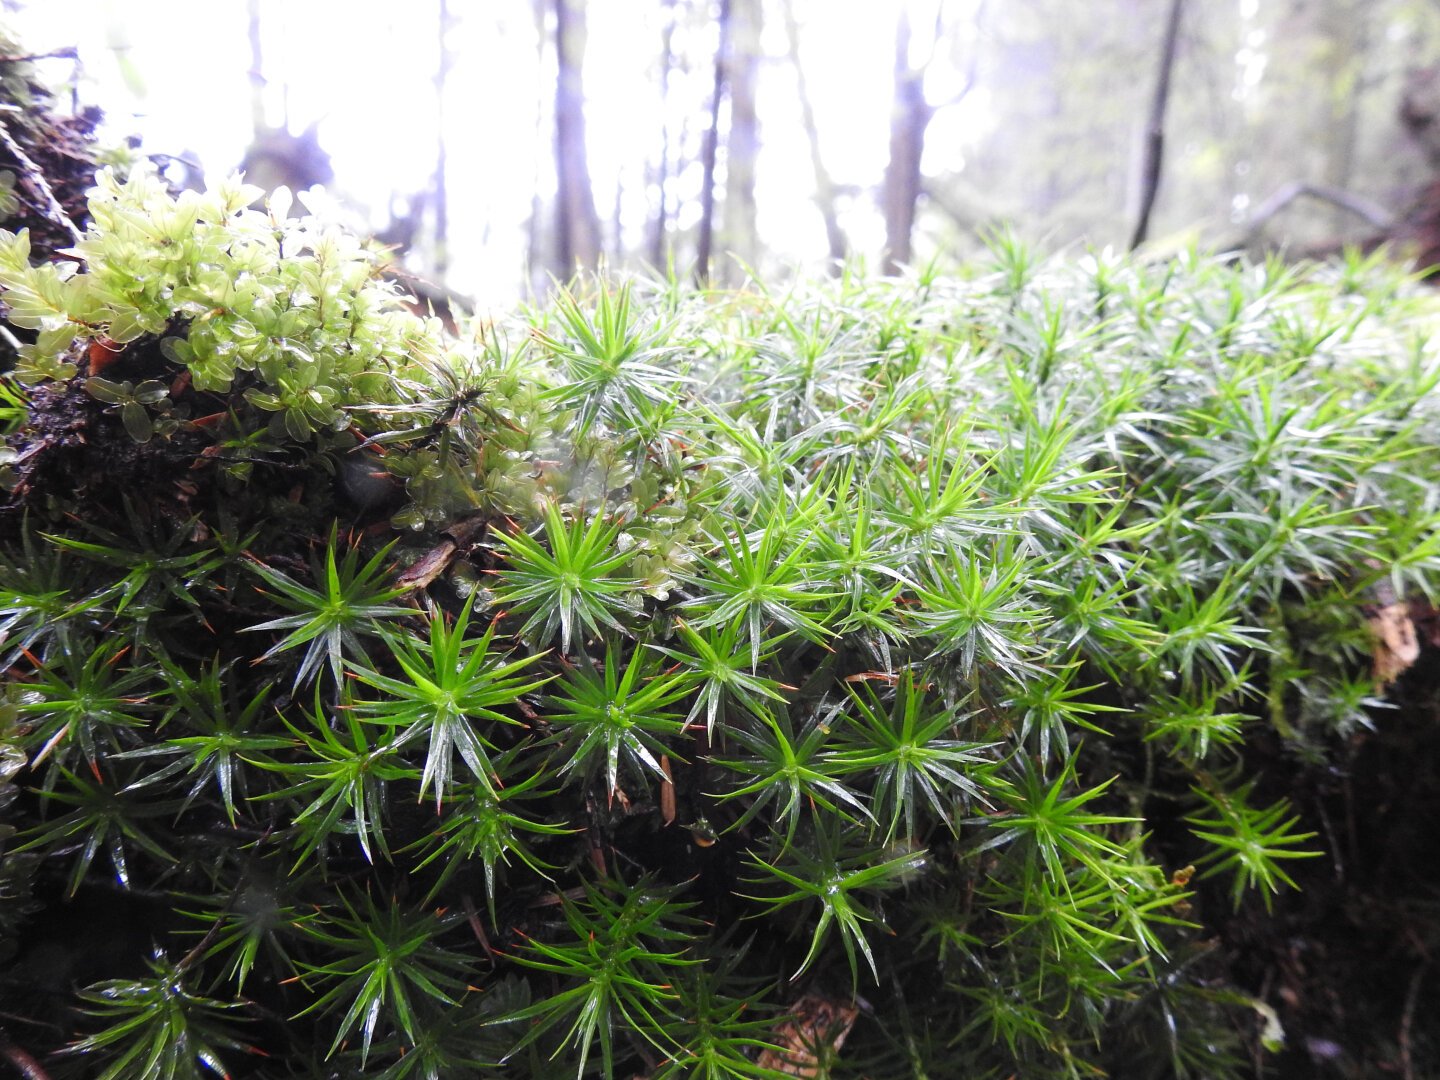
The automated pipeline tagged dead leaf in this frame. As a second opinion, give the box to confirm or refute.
[87,335,122,374]
[1369,602,1420,685]
[755,993,859,1078]
[659,755,676,826]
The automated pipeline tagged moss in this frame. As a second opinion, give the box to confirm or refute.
[0,179,1436,1077]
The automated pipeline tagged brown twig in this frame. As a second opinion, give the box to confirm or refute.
[0,1039,52,1080]
[0,112,83,245]
[1399,961,1429,1080]
[461,893,496,964]
[395,513,487,592]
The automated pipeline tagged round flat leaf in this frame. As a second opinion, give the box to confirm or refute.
[121,401,155,443]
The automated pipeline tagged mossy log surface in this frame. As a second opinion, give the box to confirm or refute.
[0,175,1436,1078]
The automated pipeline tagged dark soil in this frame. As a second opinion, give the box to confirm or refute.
[1193,644,1440,1078]
[0,51,97,254]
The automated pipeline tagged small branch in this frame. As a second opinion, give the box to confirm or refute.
[1128,0,1185,250]
[0,49,78,65]
[1243,181,1396,237]
[931,0,986,113]
[0,113,83,245]
[920,176,1004,232]
[932,79,977,112]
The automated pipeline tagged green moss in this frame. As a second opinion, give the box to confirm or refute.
[0,178,1437,1077]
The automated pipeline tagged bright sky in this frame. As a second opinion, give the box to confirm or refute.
[7,0,984,305]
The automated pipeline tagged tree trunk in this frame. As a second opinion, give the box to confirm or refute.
[554,0,603,275]
[721,0,761,281]
[696,0,732,284]
[782,0,846,271]
[881,7,933,276]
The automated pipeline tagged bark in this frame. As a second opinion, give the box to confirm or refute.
[782,0,847,270]
[722,0,761,279]
[696,0,732,284]
[1127,0,1185,250]
[554,0,603,275]
[0,119,80,245]
[880,6,931,276]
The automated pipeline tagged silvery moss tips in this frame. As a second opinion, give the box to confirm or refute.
[0,174,1437,1078]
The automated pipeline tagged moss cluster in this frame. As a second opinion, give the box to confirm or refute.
[0,172,1437,1078]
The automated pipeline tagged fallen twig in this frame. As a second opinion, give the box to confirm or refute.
[395,514,487,592]
[0,49,79,65]
[1399,961,1429,1080]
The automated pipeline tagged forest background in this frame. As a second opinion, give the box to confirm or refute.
[8,0,1440,303]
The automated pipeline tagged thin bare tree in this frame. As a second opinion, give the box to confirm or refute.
[433,0,453,278]
[696,0,733,284]
[782,0,847,270]
[1317,0,1369,235]
[880,1,984,275]
[646,0,679,268]
[247,0,266,135]
[554,0,603,274]
[722,0,762,279]
[1128,0,1184,250]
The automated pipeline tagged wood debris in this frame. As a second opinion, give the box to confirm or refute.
[396,514,487,591]
[755,993,859,1078]
[1369,601,1421,686]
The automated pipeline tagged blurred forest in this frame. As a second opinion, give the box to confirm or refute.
[7,0,1440,301]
